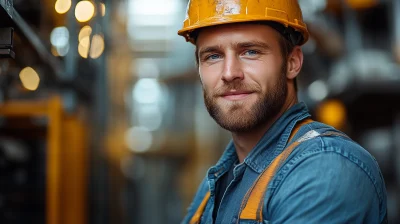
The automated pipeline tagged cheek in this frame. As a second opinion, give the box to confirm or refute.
[199,65,221,89]
[243,57,282,88]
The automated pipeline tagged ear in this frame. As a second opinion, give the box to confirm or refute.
[286,46,303,80]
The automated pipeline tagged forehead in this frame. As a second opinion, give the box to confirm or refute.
[196,23,281,48]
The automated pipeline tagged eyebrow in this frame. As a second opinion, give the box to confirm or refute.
[197,45,222,58]
[235,41,271,50]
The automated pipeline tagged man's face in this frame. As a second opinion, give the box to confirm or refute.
[196,23,288,133]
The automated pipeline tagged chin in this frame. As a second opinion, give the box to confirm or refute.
[218,119,256,133]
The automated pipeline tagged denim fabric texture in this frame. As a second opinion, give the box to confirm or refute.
[182,102,387,224]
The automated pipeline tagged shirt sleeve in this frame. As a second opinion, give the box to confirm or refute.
[268,151,384,224]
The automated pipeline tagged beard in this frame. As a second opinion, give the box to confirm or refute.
[203,69,288,133]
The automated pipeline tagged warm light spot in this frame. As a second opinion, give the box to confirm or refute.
[78,25,92,41]
[346,0,378,9]
[75,1,95,22]
[55,0,71,14]
[316,99,347,130]
[19,67,40,91]
[101,3,106,16]
[78,36,90,58]
[80,36,90,48]
[90,34,105,59]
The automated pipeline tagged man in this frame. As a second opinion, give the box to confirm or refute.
[177,0,388,223]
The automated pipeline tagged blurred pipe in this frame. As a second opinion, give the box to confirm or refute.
[394,0,400,62]
[11,9,65,76]
[395,0,400,41]
[341,0,363,53]
[89,1,110,224]
[395,114,400,189]
[65,0,78,81]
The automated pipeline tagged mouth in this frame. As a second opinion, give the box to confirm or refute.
[220,90,255,101]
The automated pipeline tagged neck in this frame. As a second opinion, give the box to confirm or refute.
[232,95,298,163]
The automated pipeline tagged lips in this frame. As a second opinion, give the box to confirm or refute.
[221,90,254,100]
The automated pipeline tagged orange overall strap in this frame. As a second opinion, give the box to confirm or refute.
[189,191,211,224]
[239,118,313,221]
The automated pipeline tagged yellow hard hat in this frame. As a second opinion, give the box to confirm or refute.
[178,0,309,46]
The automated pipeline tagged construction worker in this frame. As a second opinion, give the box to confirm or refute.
[178,0,387,223]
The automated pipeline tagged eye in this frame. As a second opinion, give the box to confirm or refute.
[205,54,221,61]
[243,50,259,56]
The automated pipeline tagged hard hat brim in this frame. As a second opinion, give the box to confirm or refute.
[178,15,309,46]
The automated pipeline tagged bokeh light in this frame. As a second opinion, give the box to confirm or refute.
[19,67,40,91]
[75,1,95,22]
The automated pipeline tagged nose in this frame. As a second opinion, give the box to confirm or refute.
[221,54,244,82]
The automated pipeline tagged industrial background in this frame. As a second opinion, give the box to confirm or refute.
[0,0,399,223]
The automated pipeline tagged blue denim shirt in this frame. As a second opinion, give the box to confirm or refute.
[182,102,387,224]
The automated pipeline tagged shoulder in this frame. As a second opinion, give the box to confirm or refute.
[284,121,383,181]
[267,121,387,222]
[279,121,385,201]
[298,122,383,193]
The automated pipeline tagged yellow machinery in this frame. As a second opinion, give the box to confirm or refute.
[0,96,88,224]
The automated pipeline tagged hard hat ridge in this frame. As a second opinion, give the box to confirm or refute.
[178,0,309,46]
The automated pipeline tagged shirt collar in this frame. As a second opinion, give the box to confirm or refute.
[244,102,311,173]
[208,140,238,179]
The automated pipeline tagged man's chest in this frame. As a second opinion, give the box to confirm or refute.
[203,168,264,224]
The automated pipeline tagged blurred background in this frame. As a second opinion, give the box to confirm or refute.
[0,0,399,223]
